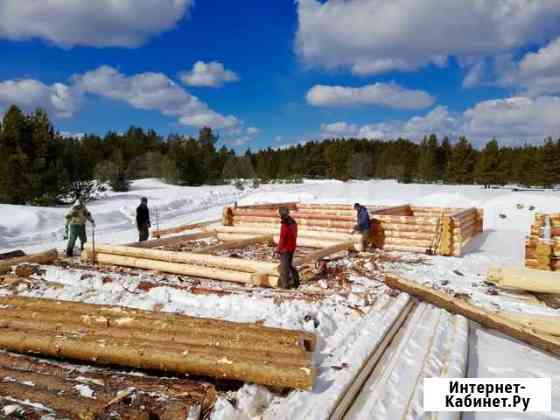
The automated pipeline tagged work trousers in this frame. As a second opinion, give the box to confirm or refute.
[66,224,87,256]
[279,251,300,289]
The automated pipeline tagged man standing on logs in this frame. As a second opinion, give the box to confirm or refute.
[136,197,151,242]
[353,203,371,251]
[277,207,300,289]
[65,199,95,257]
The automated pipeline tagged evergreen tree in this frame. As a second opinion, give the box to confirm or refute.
[416,135,438,182]
[539,139,560,188]
[446,137,476,184]
[474,139,501,186]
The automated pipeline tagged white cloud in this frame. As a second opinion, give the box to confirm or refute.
[321,121,359,136]
[491,37,560,96]
[0,0,192,48]
[461,96,560,143]
[0,79,80,118]
[180,61,240,88]
[60,131,85,139]
[247,127,260,135]
[320,97,560,146]
[74,66,239,129]
[307,83,434,109]
[296,0,560,75]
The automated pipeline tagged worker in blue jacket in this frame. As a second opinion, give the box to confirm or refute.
[352,203,371,251]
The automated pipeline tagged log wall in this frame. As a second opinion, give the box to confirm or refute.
[525,213,559,271]
[225,203,483,256]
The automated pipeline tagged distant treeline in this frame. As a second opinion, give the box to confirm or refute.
[0,105,559,205]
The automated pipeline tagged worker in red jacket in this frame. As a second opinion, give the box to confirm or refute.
[277,207,300,289]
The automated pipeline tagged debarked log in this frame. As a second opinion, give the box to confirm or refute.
[381,237,433,247]
[382,245,431,253]
[0,328,316,390]
[193,234,273,254]
[234,222,352,234]
[384,274,560,357]
[212,225,356,242]
[84,244,279,275]
[487,267,560,294]
[378,230,436,240]
[126,231,216,249]
[216,233,346,249]
[297,241,356,264]
[0,249,58,274]
[87,253,280,287]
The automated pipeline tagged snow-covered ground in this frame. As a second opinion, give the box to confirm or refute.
[1,178,560,419]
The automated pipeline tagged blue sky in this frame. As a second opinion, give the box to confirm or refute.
[1,0,560,150]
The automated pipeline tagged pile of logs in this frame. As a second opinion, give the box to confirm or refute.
[0,296,316,390]
[222,203,484,257]
[0,350,217,419]
[526,213,559,271]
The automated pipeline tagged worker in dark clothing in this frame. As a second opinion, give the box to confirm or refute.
[277,207,300,289]
[136,197,151,242]
[352,203,371,251]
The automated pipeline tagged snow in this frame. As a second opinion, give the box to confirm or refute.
[74,384,95,398]
[1,178,560,419]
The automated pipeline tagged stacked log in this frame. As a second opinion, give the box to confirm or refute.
[0,297,316,390]
[525,213,559,271]
[445,207,483,257]
[83,244,281,287]
[0,350,217,419]
[223,203,483,256]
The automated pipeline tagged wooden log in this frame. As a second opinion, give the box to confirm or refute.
[193,234,273,254]
[384,274,560,357]
[382,245,430,253]
[0,250,25,260]
[379,230,435,240]
[496,312,560,336]
[0,296,316,352]
[236,202,298,210]
[152,219,220,239]
[371,215,439,224]
[487,267,560,293]
[298,241,356,264]
[0,350,218,407]
[234,221,353,234]
[410,206,463,213]
[233,216,354,229]
[85,244,279,275]
[216,233,345,249]
[89,253,280,287]
[212,225,356,242]
[532,293,560,309]
[0,382,145,419]
[233,212,356,222]
[0,328,315,390]
[378,223,438,234]
[371,204,412,216]
[0,315,307,357]
[126,231,216,249]
[449,207,478,220]
[382,237,433,247]
[0,249,58,274]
